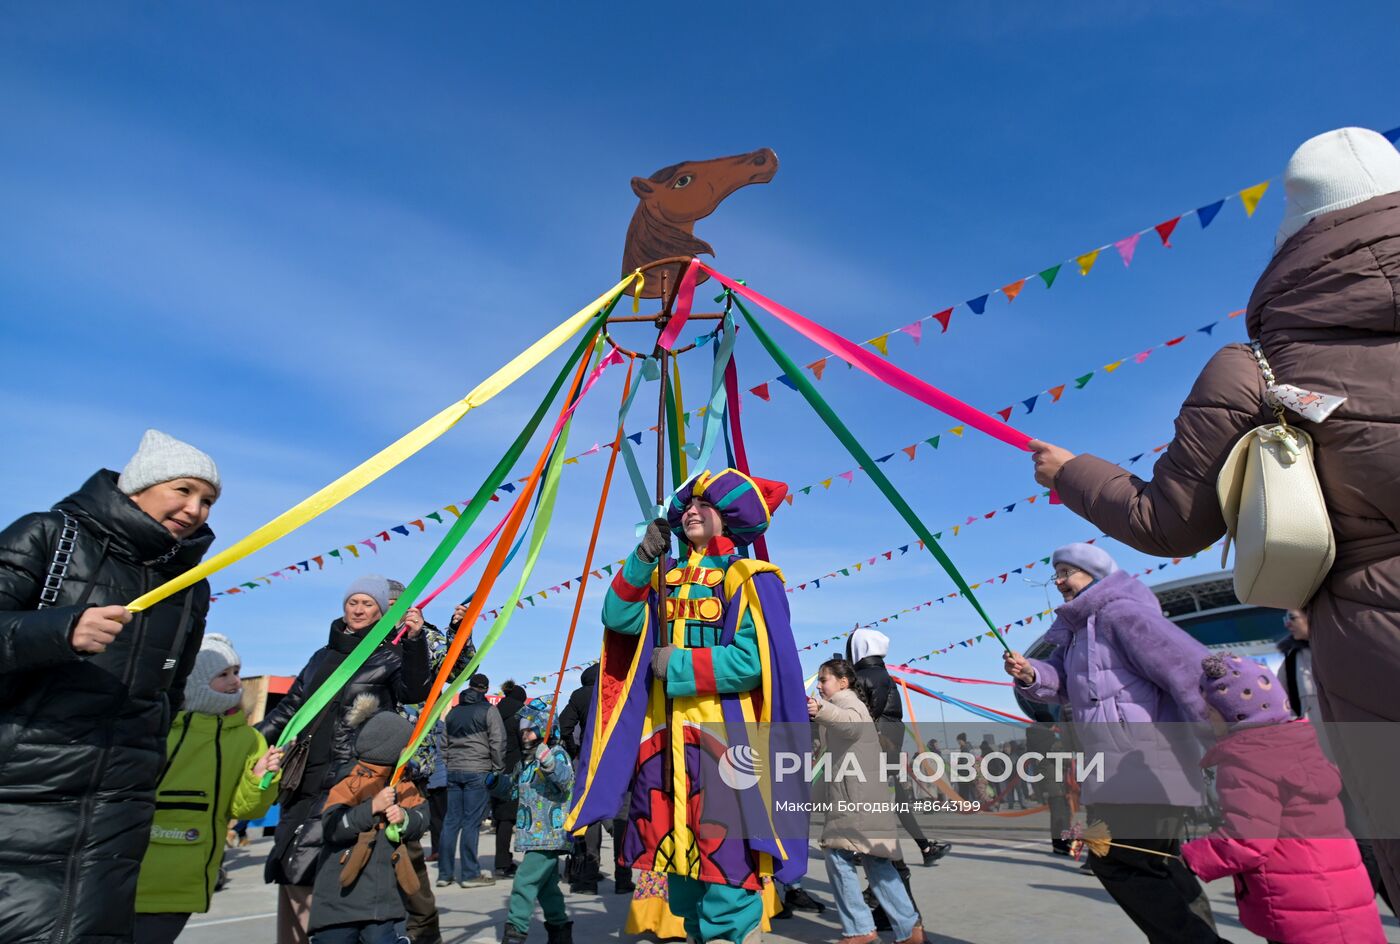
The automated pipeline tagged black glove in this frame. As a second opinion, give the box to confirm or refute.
[636,518,671,564]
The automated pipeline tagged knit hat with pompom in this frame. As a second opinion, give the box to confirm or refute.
[1199,652,1293,730]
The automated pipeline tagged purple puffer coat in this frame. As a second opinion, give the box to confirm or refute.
[1018,570,1211,806]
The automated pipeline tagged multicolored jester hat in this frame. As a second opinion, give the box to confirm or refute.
[116,152,1038,789]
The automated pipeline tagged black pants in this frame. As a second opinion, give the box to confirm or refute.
[579,817,630,880]
[493,796,518,869]
[1048,795,1071,845]
[132,913,190,944]
[1085,804,1224,944]
[427,787,447,856]
[890,776,929,848]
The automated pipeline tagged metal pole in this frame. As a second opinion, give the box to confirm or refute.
[653,270,675,796]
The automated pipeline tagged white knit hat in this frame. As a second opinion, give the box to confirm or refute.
[183,632,244,716]
[118,429,222,498]
[1276,127,1400,251]
[848,628,890,662]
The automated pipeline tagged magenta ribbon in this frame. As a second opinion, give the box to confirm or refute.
[656,259,701,352]
[722,352,770,562]
[394,346,626,639]
[701,264,1034,451]
[889,665,1013,686]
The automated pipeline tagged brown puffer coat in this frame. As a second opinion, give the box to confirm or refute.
[1053,192,1400,901]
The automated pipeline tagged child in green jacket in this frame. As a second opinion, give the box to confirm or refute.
[490,697,575,944]
[134,633,282,944]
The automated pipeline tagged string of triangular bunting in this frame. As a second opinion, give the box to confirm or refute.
[510,537,1226,687]
[212,296,1232,608]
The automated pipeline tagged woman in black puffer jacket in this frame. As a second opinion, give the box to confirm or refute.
[257,575,431,944]
[0,429,221,944]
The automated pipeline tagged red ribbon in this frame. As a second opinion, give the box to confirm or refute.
[701,263,1034,451]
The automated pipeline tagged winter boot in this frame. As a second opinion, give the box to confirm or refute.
[920,840,951,865]
[783,885,825,914]
[614,866,635,895]
[544,921,573,944]
[501,923,529,944]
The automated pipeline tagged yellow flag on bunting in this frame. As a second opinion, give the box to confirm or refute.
[1239,181,1270,217]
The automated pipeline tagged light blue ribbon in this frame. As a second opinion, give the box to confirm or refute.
[616,316,738,536]
[618,357,663,528]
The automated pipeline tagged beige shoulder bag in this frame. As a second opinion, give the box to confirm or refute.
[1216,342,1337,610]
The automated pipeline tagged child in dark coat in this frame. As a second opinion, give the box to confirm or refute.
[310,694,429,944]
[1182,653,1383,944]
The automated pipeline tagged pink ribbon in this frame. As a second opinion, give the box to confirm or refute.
[889,665,1013,686]
[656,259,701,352]
[394,346,626,640]
[701,264,1034,452]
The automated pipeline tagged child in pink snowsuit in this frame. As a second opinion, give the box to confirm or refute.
[1182,652,1384,944]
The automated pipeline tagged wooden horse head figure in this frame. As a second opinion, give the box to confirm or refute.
[622,148,778,298]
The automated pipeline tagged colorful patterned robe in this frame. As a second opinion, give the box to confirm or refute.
[565,542,810,889]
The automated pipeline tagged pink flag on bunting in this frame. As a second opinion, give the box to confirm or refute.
[899,321,923,344]
[839,471,855,484]
[1114,233,1141,267]
[1133,349,1154,364]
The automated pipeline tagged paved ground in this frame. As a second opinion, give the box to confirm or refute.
[186,810,1400,944]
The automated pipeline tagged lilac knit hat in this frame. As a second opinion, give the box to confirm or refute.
[1199,652,1293,730]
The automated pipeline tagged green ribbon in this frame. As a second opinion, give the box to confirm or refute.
[393,342,592,768]
[664,368,685,490]
[730,294,1009,651]
[259,301,618,788]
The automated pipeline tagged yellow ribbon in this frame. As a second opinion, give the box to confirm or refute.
[126,274,639,612]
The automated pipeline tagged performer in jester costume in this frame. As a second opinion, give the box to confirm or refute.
[566,468,810,944]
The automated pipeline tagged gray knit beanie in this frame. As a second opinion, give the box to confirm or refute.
[344,575,391,617]
[118,429,222,499]
[183,633,244,716]
[347,694,415,765]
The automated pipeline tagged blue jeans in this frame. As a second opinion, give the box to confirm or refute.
[825,849,919,940]
[439,770,491,881]
[310,920,397,943]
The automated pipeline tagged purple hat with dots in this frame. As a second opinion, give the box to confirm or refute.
[1199,652,1294,730]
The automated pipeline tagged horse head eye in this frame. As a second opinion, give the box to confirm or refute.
[673,175,694,189]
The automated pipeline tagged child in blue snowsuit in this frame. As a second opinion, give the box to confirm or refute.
[489,697,575,944]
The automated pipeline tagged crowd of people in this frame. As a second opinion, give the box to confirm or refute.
[1,125,1398,944]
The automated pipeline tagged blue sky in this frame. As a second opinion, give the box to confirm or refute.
[3,2,1397,722]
